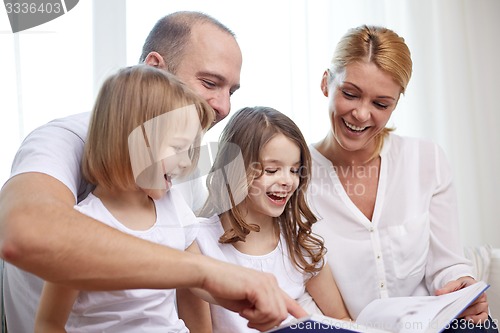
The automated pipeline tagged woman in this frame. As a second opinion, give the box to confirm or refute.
[308,25,492,329]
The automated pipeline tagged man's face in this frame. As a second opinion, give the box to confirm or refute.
[174,23,242,125]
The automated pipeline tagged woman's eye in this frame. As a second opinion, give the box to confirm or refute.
[265,169,278,174]
[342,90,357,99]
[374,102,389,109]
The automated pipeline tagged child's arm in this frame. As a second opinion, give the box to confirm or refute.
[34,282,79,333]
[306,263,352,321]
[177,241,213,333]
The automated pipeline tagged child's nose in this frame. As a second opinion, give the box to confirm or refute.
[178,150,192,169]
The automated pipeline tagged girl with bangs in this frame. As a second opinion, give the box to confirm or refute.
[184,106,351,332]
[34,65,215,333]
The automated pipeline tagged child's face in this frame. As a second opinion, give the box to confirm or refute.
[246,133,301,219]
[130,106,201,200]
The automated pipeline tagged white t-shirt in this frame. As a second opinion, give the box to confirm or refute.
[307,134,473,319]
[196,215,315,333]
[65,190,195,333]
[3,112,207,333]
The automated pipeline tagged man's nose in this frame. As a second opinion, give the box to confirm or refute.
[208,90,231,124]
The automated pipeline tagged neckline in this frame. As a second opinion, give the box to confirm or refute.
[310,139,390,227]
[88,192,159,233]
[211,217,284,259]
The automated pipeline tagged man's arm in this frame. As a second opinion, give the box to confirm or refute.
[1,172,175,289]
[0,172,306,330]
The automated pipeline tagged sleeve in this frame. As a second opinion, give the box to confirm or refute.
[425,143,474,293]
[8,113,90,202]
[193,217,225,258]
[183,222,200,250]
[72,199,108,226]
[170,189,201,249]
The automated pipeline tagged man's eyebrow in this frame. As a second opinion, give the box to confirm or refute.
[231,83,241,92]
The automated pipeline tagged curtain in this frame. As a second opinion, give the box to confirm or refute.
[0,0,94,182]
[1,0,499,246]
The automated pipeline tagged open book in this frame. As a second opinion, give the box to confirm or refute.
[266,281,489,333]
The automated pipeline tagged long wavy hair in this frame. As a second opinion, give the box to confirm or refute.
[201,106,325,275]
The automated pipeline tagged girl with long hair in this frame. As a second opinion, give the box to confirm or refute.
[186,106,351,332]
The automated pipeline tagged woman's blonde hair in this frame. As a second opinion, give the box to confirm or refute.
[82,65,215,191]
[201,106,325,275]
[329,25,413,158]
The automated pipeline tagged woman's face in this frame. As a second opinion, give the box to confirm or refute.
[321,61,401,154]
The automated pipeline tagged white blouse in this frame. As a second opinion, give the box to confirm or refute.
[307,134,473,319]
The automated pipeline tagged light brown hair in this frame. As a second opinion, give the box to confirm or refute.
[201,106,325,275]
[82,65,215,191]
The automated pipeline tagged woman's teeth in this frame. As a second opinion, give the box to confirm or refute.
[344,119,367,132]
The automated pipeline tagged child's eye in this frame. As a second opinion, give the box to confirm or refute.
[291,168,300,174]
[265,169,278,174]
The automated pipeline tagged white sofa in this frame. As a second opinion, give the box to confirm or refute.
[464,245,500,320]
[1,260,5,333]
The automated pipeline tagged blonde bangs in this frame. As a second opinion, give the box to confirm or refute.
[332,25,412,94]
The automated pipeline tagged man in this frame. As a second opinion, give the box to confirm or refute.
[0,11,305,332]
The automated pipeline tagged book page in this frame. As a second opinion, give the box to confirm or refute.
[355,282,489,333]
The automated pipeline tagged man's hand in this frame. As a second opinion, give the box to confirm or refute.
[201,258,307,331]
[436,276,489,323]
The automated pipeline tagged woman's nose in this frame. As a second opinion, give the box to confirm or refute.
[352,106,370,122]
